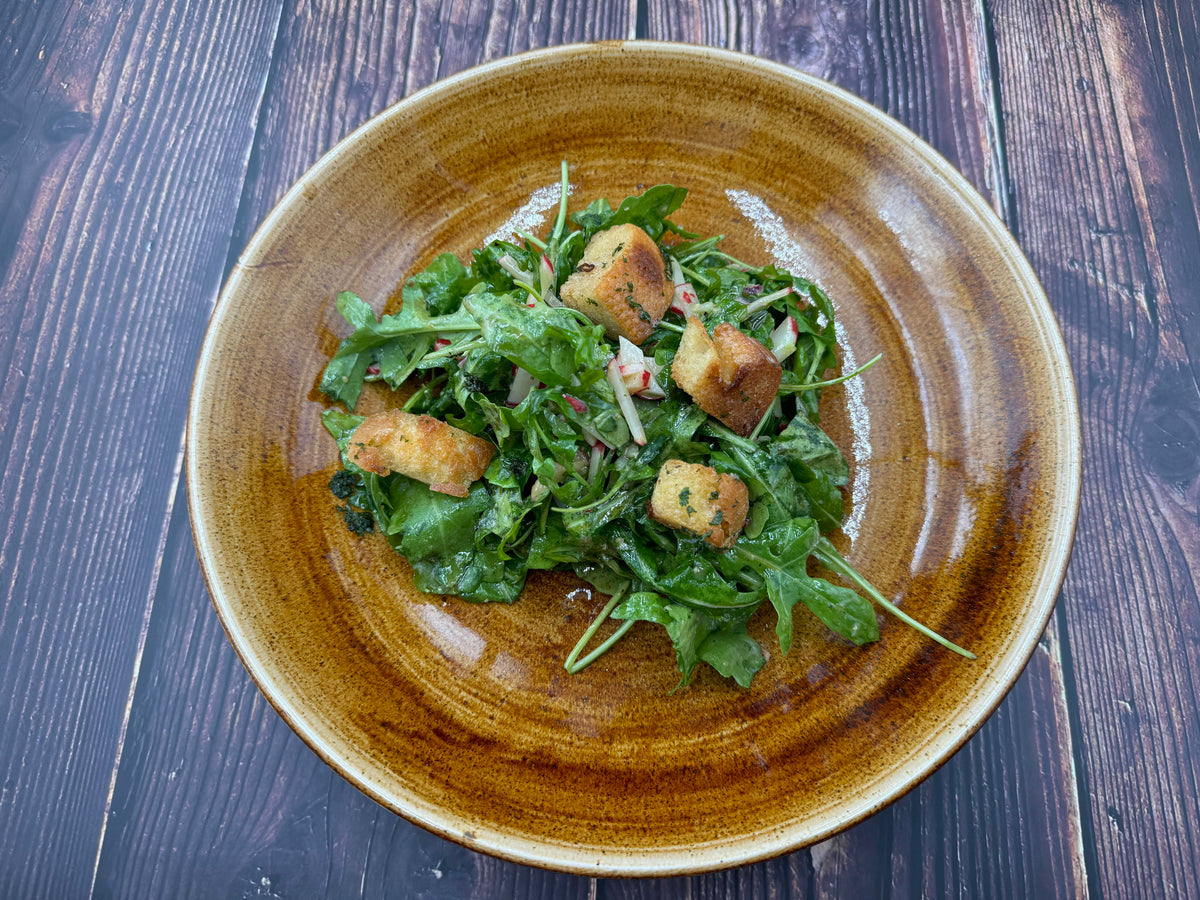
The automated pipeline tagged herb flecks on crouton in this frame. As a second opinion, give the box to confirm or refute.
[348,409,494,497]
[649,459,749,548]
[560,223,672,343]
[671,315,783,437]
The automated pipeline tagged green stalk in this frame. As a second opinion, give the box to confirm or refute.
[518,229,548,250]
[421,336,487,362]
[747,399,778,442]
[400,374,447,411]
[814,538,976,659]
[778,353,882,393]
[564,584,631,673]
[680,263,713,288]
[550,474,628,514]
[552,159,570,243]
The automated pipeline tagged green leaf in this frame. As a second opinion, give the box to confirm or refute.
[318,291,479,410]
[776,414,850,486]
[732,518,820,653]
[321,408,365,451]
[571,184,688,241]
[403,252,472,316]
[793,575,879,646]
[697,627,765,688]
[613,593,763,687]
[394,480,489,560]
[462,292,610,388]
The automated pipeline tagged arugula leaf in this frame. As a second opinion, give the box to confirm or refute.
[775,414,850,486]
[317,169,972,689]
[403,252,473,316]
[319,291,479,410]
[321,408,365,450]
[612,592,764,688]
[732,518,877,649]
[571,184,688,241]
[462,292,610,388]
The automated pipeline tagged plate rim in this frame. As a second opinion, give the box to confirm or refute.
[186,39,1082,876]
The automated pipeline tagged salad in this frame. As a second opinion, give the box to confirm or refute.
[319,163,973,688]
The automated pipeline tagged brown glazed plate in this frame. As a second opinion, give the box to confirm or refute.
[187,42,1081,875]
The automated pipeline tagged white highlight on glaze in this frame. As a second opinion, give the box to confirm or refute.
[726,190,871,542]
[411,603,485,667]
[485,182,572,245]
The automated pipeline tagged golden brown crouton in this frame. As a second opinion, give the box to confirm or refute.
[347,409,494,497]
[560,223,672,343]
[671,316,783,437]
[649,459,749,548]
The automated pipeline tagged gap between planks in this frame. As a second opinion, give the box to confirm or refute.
[975,0,1090,893]
[86,4,287,895]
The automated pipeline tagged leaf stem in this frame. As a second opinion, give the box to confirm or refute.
[400,374,447,412]
[518,229,548,250]
[778,353,882,393]
[564,584,631,673]
[552,159,570,242]
[550,474,628,514]
[422,336,486,361]
[814,538,976,659]
[680,263,713,288]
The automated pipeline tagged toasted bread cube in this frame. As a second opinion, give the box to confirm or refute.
[650,460,749,548]
[347,409,494,497]
[671,316,783,436]
[560,223,672,343]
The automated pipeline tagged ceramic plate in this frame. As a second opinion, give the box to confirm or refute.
[187,42,1080,875]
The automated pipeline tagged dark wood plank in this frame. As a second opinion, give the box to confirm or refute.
[93,2,629,896]
[643,2,1087,897]
[94,495,596,899]
[0,2,285,896]
[990,1,1200,896]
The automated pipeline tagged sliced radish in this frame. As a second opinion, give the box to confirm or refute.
[506,366,537,406]
[616,336,667,398]
[565,395,588,414]
[770,316,799,362]
[616,335,639,367]
[669,257,687,287]
[669,258,697,314]
[498,253,533,287]
[618,365,643,393]
[587,443,604,483]
[670,284,697,314]
[639,372,668,400]
[433,338,452,351]
[606,358,646,446]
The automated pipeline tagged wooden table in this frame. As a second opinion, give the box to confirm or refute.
[2,1,1197,897]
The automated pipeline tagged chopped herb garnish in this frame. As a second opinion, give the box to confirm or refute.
[340,505,374,535]
[329,469,358,499]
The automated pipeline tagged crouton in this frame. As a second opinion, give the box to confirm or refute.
[347,409,494,497]
[560,223,672,343]
[649,459,749,548]
[671,316,782,437]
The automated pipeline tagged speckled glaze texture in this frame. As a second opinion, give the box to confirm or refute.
[187,43,1081,876]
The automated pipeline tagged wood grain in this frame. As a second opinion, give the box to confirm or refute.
[991,1,1200,897]
[91,1,627,896]
[649,1,1087,897]
[0,2,284,896]
[5,0,1195,895]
